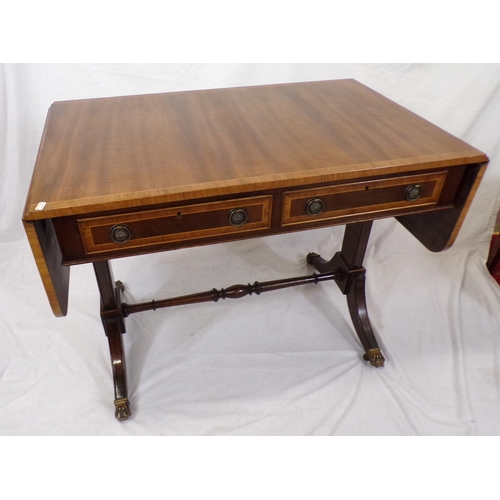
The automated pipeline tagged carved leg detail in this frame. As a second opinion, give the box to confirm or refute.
[94,261,131,421]
[308,222,385,367]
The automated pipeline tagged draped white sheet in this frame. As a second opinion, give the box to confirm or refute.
[1,63,500,436]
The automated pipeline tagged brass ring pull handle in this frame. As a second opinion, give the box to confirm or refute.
[306,198,325,216]
[228,208,248,226]
[110,224,132,243]
[405,184,422,202]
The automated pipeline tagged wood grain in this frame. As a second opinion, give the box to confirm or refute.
[23,79,488,221]
[397,162,487,251]
[281,171,446,226]
[78,195,272,254]
[23,220,69,317]
[22,79,490,316]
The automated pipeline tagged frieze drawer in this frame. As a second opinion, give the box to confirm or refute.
[78,195,273,255]
[281,171,447,227]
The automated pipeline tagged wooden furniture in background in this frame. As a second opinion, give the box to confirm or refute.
[487,212,500,284]
[23,80,488,420]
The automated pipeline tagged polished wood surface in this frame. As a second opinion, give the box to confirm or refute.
[281,170,446,226]
[23,79,489,317]
[23,220,69,317]
[308,221,385,367]
[23,79,487,221]
[22,79,490,419]
[122,270,340,316]
[93,262,130,421]
[78,195,272,255]
[397,162,486,251]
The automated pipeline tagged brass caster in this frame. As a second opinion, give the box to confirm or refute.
[114,398,131,421]
[363,348,385,368]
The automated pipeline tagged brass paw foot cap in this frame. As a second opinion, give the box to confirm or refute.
[114,398,131,421]
[363,348,385,368]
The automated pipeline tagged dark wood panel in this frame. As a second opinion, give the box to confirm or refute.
[397,163,486,251]
[54,204,453,266]
[78,196,272,254]
[24,220,70,316]
[46,162,483,265]
[282,171,446,226]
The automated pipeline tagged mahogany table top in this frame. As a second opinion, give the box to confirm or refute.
[23,79,487,222]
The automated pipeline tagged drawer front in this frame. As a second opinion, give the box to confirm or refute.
[78,195,272,255]
[281,171,447,226]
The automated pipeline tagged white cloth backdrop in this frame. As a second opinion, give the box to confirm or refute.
[1,63,500,435]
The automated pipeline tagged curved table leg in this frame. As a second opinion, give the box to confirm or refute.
[105,315,131,421]
[347,273,385,367]
[307,221,385,367]
[94,262,131,421]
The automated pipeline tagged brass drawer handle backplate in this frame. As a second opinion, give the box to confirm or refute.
[306,198,325,216]
[110,224,132,243]
[405,184,422,202]
[228,208,248,226]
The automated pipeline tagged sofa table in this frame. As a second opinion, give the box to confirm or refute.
[22,79,489,420]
